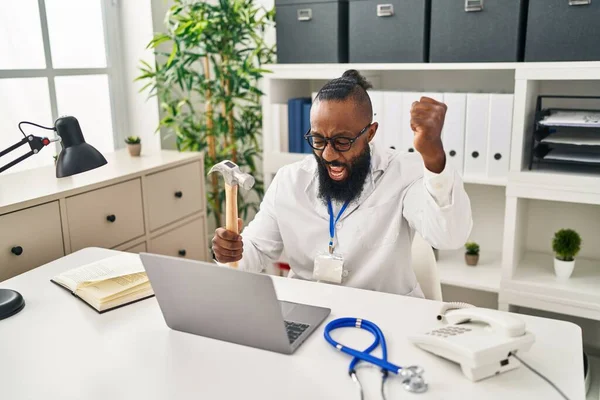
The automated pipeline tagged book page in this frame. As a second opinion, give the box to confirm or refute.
[77,272,149,301]
[53,253,145,291]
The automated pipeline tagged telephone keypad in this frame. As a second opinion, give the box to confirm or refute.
[427,325,472,338]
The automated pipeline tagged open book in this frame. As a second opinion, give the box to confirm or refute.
[51,253,154,313]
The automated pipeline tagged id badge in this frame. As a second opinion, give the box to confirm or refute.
[313,252,344,284]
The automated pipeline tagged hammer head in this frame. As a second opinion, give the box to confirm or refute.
[208,160,255,191]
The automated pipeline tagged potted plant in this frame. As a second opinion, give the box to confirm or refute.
[125,136,141,157]
[552,229,581,280]
[137,0,275,229]
[465,242,480,266]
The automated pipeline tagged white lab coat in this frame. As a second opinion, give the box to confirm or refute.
[235,142,473,298]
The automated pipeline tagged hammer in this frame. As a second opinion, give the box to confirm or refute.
[208,160,255,267]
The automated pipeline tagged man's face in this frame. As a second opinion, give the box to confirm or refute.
[309,99,377,203]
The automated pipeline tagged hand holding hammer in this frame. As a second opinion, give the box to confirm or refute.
[208,160,255,267]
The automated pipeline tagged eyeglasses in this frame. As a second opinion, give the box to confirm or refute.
[304,123,371,152]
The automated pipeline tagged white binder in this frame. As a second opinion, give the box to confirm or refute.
[464,93,490,178]
[367,90,385,148]
[401,92,444,154]
[441,93,467,176]
[381,91,403,151]
[486,94,514,179]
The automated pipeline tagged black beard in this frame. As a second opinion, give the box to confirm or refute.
[315,146,371,204]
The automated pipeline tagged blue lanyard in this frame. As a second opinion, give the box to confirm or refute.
[327,199,349,253]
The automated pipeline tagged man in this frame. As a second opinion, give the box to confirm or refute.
[212,70,472,298]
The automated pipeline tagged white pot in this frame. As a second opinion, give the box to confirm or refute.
[553,258,575,280]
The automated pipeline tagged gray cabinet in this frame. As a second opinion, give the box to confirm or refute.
[349,0,429,63]
[429,0,527,63]
[275,0,349,63]
[525,0,600,62]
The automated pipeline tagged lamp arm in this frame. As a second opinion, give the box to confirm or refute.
[0,135,58,174]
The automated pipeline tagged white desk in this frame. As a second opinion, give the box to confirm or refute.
[0,248,585,400]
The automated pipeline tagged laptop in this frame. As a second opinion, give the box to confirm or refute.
[140,253,331,354]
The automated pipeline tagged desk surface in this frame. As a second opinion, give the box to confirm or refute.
[0,248,585,400]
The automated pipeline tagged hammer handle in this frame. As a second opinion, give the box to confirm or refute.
[224,182,239,268]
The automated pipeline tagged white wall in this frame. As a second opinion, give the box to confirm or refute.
[117,0,162,153]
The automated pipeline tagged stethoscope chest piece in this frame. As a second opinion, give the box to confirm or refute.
[400,366,428,393]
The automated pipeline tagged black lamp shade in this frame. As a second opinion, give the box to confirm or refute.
[55,116,107,178]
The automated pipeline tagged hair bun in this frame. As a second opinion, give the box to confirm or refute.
[341,69,373,90]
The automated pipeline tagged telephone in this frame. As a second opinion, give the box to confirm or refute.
[408,307,536,382]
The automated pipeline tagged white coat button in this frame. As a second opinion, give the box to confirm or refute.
[336,222,342,229]
[342,270,349,277]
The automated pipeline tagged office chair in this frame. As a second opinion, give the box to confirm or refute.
[411,232,443,301]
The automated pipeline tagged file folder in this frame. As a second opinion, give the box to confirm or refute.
[487,94,513,178]
[464,93,490,178]
[368,90,387,149]
[287,97,311,153]
[441,93,467,176]
[382,91,403,151]
[301,102,312,154]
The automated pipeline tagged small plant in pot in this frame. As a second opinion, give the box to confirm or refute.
[552,229,581,280]
[125,136,141,157]
[465,242,480,266]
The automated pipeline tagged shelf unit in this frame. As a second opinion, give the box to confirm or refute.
[436,249,501,293]
[260,61,600,334]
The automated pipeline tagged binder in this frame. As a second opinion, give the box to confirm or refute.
[441,93,467,176]
[287,97,310,153]
[382,91,403,151]
[367,90,386,148]
[464,93,490,178]
[487,94,514,178]
[301,102,312,154]
[272,103,289,153]
[401,92,444,154]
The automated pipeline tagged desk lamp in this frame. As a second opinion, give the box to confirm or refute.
[0,116,107,320]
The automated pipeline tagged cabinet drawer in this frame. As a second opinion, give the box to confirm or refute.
[66,179,145,251]
[145,161,204,231]
[0,202,64,281]
[123,242,147,254]
[150,216,207,261]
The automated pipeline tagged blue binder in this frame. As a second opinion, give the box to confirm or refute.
[287,97,311,153]
[301,102,312,154]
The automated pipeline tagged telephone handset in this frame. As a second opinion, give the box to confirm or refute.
[444,307,527,337]
[409,307,535,382]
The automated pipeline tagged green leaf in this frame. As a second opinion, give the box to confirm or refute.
[166,43,178,68]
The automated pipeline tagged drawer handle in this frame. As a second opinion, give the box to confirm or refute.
[106,214,116,223]
[472,151,479,158]
[494,153,502,160]
[465,0,483,12]
[174,191,183,198]
[569,0,590,5]
[178,249,187,257]
[377,4,394,17]
[449,150,457,157]
[11,246,23,256]
[297,8,312,21]
[408,148,415,153]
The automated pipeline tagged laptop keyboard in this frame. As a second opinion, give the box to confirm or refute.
[284,320,310,344]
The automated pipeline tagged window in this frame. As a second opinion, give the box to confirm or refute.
[0,0,125,173]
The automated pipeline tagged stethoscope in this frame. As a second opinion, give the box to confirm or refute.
[324,317,428,399]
